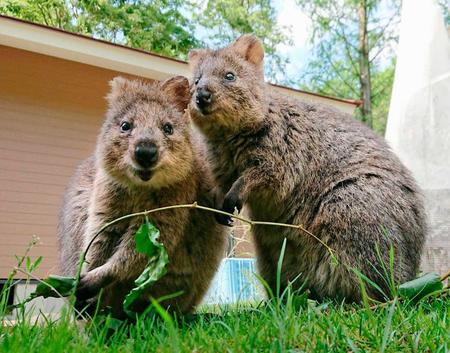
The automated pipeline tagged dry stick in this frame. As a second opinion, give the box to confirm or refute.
[73,202,337,301]
[71,203,344,317]
[77,202,336,278]
[440,269,450,282]
[72,202,450,313]
[72,202,336,315]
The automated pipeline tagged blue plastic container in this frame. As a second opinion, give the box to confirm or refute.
[202,258,266,305]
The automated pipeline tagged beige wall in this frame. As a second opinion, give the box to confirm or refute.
[0,45,144,278]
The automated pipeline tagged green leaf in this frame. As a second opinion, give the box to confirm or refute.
[30,256,43,272]
[134,221,159,257]
[276,238,287,298]
[253,272,274,299]
[33,275,76,298]
[123,220,169,317]
[398,272,443,301]
[291,290,310,311]
[7,275,76,311]
[150,297,174,326]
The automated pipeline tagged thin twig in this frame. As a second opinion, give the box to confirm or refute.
[368,298,396,311]
[79,202,336,274]
[74,202,337,296]
[250,220,333,257]
[441,269,450,282]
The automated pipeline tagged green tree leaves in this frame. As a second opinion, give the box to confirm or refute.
[0,0,200,59]
[193,0,291,80]
[297,0,401,134]
[0,0,288,71]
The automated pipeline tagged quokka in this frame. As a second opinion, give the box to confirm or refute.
[58,76,226,317]
[188,35,426,301]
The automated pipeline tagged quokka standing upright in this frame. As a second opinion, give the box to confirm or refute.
[188,35,426,301]
[58,76,226,317]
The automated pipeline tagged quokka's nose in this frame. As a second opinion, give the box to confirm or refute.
[196,87,212,109]
[134,141,158,169]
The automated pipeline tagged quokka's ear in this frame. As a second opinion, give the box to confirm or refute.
[107,76,132,104]
[188,49,208,69]
[231,34,264,69]
[161,76,190,113]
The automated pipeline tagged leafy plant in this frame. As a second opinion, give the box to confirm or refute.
[8,218,169,316]
[0,236,41,315]
[123,218,169,316]
[7,275,76,311]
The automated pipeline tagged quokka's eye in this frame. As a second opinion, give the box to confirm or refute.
[163,123,173,135]
[194,77,200,85]
[224,72,236,81]
[120,121,132,132]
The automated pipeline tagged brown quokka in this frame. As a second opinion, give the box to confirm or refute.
[58,76,226,317]
[188,35,426,302]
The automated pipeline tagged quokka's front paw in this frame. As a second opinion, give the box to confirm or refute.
[75,272,104,301]
[216,190,243,226]
[215,212,234,227]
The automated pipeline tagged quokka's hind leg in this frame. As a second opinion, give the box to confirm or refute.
[310,181,414,302]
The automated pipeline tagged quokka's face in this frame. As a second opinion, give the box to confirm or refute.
[188,34,266,134]
[98,76,193,189]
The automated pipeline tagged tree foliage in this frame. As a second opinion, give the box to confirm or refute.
[0,0,201,59]
[297,0,400,133]
[0,0,289,76]
[193,0,291,80]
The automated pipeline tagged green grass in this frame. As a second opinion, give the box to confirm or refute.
[1,238,448,352]
[1,294,448,353]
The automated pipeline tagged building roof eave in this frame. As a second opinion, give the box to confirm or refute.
[0,15,360,108]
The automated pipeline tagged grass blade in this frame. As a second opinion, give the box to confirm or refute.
[380,298,397,353]
[276,238,287,299]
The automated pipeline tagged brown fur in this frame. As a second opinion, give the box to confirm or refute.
[188,35,426,302]
[58,76,226,317]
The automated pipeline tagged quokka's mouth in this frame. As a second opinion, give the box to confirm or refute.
[192,101,213,116]
[135,169,152,182]
[197,107,212,116]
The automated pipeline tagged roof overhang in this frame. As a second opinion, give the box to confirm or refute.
[0,15,361,114]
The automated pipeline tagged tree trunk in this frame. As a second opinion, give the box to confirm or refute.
[358,0,372,128]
